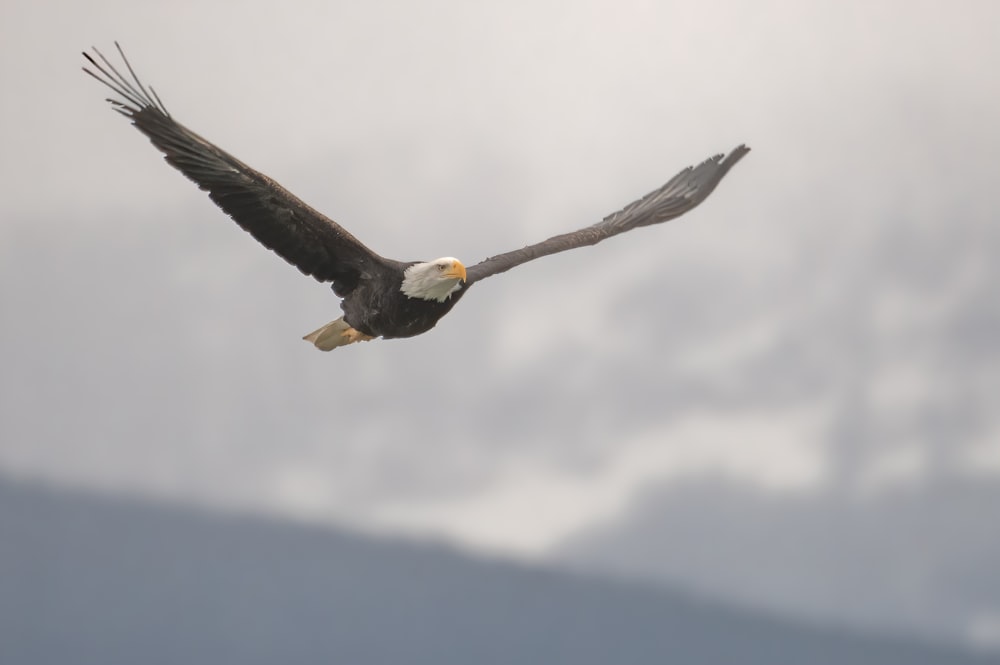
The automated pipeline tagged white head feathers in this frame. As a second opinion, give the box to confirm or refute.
[400,257,467,302]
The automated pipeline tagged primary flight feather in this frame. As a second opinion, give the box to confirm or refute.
[83,43,750,351]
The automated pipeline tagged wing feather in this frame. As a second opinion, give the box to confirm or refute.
[83,44,389,286]
[465,145,750,284]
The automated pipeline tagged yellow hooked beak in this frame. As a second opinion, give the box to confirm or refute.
[445,260,467,282]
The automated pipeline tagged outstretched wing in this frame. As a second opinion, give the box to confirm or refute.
[465,145,750,284]
[83,43,392,289]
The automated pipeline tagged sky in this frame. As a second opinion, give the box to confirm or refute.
[2,0,999,652]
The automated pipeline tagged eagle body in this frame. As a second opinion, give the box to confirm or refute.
[83,44,749,352]
[340,261,469,340]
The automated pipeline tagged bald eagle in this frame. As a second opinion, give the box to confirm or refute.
[83,44,749,351]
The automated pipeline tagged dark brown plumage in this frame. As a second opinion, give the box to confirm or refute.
[83,43,749,350]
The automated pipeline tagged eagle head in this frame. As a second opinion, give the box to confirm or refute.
[401,257,467,302]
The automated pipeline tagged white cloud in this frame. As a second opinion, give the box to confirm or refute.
[967,611,1000,651]
[372,404,831,555]
[960,432,1000,477]
[855,445,928,495]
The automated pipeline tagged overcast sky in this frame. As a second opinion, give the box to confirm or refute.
[2,0,999,652]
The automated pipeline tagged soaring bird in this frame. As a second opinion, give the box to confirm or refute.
[83,44,749,351]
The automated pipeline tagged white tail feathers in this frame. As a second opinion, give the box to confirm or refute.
[302,318,375,351]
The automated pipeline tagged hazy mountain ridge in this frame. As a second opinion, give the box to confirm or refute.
[1,476,994,665]
[556,475,1000,650]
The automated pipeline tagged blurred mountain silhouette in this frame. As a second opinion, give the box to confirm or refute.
[0,476,993,665]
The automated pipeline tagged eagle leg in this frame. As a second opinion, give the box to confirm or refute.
[302,318,375,351]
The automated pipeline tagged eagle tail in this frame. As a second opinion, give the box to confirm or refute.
[302,318,375,351]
